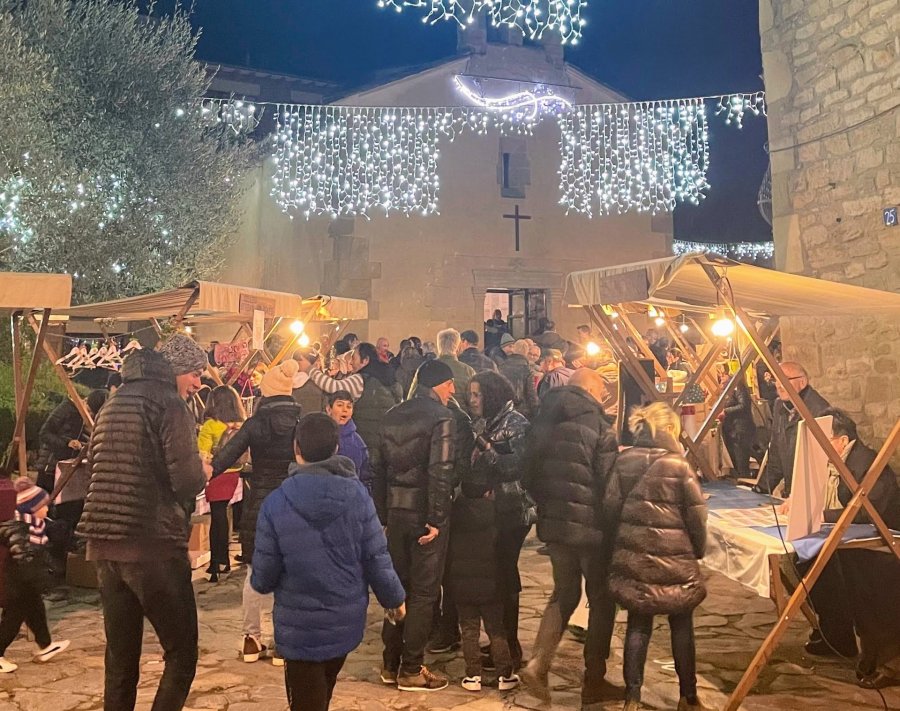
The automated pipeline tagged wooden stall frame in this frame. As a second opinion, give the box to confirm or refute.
[693,262,900,711]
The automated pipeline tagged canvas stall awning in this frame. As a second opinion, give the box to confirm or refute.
[303,295,368,322]
[59,280,305,324]
[564,253,900,316]
[0,272,72,313]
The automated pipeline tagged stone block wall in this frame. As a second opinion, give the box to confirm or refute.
[760,0,900,444]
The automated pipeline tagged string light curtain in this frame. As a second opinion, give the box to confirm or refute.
[558,99,709,217]
[378,0,588,44]
[268,91,763,219]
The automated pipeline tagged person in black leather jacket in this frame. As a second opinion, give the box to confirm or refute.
[718,373,755,478]
[467,370,533,670]
[212,359,302,664]
[373,359,457,692]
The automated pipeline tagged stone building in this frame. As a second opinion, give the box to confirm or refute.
[219,22,672,346]
[759,0,900,443]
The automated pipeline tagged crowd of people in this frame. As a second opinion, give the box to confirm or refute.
[4,319,899,711]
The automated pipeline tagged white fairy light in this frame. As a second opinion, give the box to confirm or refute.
[557,98,710,217]
[673,240,774,260]
[200,98,261,135]
[379,0,587,44]
[715,91,766,128]
[453,76,572,123]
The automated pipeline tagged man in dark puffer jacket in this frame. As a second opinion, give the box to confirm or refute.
[374,359,457,692]
[80,337,208,711]
[521,369,619,709]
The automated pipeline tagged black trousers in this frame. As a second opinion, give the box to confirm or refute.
[496,524,530,666]
[722,425,754,478]
[382,518,450,675]
[284,656,346,711]
[208,501,230,569]
[97,557,198,711]
[0,576,52,654]
[458,602,512,678]
[624,611,697,703]
[531,543,617,704]
[794,556,857,654]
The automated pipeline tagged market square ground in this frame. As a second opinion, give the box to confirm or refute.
[0,537,896,711]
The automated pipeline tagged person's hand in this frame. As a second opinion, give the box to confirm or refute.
[716,411,726,422]
[778,498,791,516]
[202,462,213,480]
[68,439,83,450]
[386,602,406,624]
[418,524,439,545]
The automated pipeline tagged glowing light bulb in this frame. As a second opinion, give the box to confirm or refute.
[290,320,305,335]
[711,316,735,338]
[298,333,311,347]
[183,326,193,335]
[679,322,690,334]
[586,341,601,357]
[654,316,665,327]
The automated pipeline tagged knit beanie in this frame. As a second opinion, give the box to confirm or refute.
[417,359,454,388]
[261,359,300,398]
[14,477,50,516]
[160,333,208,376]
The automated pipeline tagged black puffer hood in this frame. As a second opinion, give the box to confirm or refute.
[121,349,176,387]
[360,359,397,388]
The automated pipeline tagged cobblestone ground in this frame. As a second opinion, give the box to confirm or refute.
[0,536,897,710]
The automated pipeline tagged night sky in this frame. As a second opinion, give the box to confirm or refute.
[184,0,771,243]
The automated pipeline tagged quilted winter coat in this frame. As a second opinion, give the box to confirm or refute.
[604,430,708,616]
[212,395,301,564]
[251,455,405,661]
[80,350,205,549]
[523,385,617,548]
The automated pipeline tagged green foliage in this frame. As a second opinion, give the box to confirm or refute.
[0,0,256,303]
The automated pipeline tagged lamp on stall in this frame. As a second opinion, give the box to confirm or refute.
[289,320,305,336]
[711,311,735,338]
[298,333,311,348]
[679,315,690,334]
[586,341,601,357]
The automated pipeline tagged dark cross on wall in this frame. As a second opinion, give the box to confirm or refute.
[503,204,532,252]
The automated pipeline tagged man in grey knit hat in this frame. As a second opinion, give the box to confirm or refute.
[159,333,209,401]
[81,333,208,711]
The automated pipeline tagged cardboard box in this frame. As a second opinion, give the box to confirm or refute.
[188,517,210,552]
[66,552,98,589]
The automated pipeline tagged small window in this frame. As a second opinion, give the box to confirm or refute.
[502,152,512,190]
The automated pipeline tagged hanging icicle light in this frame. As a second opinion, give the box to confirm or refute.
[378,0,588,45]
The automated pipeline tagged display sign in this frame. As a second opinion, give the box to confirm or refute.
[252,309,265,351]
[239,293,276,319]
[884,207,898,227]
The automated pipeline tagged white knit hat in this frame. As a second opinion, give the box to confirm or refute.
[261,360,300,398]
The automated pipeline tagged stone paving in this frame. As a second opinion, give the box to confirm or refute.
[0,536,897,711]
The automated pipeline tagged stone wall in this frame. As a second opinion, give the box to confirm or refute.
[759,0,900,444]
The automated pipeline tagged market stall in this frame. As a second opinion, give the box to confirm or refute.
[0,272,73,477]
[564,253,900,710]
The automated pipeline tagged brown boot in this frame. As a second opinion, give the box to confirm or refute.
[396,665,449,692]
[677,696,713,711]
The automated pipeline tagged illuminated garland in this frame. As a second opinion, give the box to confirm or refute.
[269,91,764,219]
[378,0,588,45]
[558,100,709,217]
[673,240,774,260]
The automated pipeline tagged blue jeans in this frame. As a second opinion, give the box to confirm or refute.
[97,557,198,711]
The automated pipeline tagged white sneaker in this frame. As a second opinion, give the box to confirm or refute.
[0,657,17,673]
[34,640,70,663]
[461,675,482,691]
[499,673,520,691]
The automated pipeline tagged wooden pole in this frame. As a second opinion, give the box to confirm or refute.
[617,310,669,381]
[9,313,27,476]
[586,306,716,477]
[723,418,900,711]
[26,313,94,430]
[673,343,721,408]
[8,309,50,476]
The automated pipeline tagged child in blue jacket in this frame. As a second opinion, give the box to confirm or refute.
[325,390,372,491]
[252,413,405,711]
